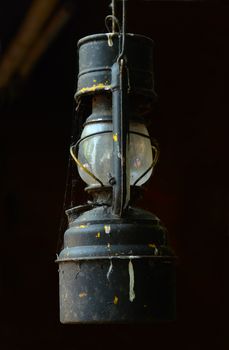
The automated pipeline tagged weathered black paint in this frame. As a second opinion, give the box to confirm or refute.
[75,33,156,102]
[57,206,176,323]
[59,259,175,323]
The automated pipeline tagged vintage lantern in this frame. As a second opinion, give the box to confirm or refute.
[57,0,175,323]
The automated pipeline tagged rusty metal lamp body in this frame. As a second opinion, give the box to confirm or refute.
[56,6,175,323]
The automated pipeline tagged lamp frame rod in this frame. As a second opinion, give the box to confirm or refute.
[111,0,130,217]
[111,0,116,33]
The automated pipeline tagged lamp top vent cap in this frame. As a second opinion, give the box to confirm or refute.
[75,33,156,104]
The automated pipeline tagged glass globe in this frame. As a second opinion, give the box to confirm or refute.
[77,121,153,187]
[129,122,153,186]
[78,121,113,186]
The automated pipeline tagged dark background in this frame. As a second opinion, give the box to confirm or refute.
[0,1,228,349]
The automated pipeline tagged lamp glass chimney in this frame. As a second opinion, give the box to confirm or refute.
[77,95,153,186]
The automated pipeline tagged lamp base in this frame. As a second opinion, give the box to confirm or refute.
[57,206,176,323]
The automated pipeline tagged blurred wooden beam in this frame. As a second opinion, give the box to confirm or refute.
[0,0,59,88]
[19,5,73,79]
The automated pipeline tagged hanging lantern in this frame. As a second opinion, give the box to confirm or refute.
[57,1,176,323]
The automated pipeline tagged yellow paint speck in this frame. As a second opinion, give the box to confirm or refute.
[113,296,118,305]
[79,83,111,94]
[96,232,101,238]
[113,133,118,142]
[93,79,97,83]
[148,243,156,249]
[79,292,87,298]
[104,225,111,234]
[79,225,88,229]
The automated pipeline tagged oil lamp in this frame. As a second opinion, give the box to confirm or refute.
[57,0,175,323]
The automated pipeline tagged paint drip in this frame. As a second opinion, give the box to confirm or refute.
[128,260,135,302]
[107,33,114,47]
[106,259,113,281]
